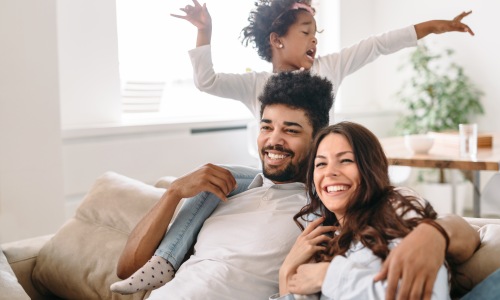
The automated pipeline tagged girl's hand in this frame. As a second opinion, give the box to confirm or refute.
[171,0,212,31]
[280,217,334,289]
[434,11,474,36]
[288,262,330,295]
[415,11,475,39]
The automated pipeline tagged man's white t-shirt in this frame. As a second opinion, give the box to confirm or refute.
[148,174,307,300]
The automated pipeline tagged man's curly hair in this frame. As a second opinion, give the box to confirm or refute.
[241,0,315,62]
[258,71,333,137]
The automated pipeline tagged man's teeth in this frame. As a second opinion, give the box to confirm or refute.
[268,153,287,160]
[327,185,348,192]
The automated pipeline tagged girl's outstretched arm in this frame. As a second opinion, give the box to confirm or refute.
[171,0,212,47]
[414,10,474,39]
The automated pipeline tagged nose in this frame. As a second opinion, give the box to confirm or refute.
[267,130,285,147]
[312,37,317,45]
[325,164,339,177]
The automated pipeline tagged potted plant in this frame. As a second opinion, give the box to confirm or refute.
[393,42,484,214]
[394,42,484,135]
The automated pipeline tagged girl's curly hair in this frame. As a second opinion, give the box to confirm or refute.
[240,0,315,62]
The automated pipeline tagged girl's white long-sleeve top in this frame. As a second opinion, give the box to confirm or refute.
[188,25,417,118]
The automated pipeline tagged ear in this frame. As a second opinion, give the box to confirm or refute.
[269,32,283,49]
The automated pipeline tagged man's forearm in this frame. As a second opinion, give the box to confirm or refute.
[116,190,182,278]
[436,214,480,263]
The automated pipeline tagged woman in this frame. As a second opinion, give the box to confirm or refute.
[273,122,451,300]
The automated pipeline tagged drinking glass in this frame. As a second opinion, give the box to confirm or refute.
[459,123,478,158]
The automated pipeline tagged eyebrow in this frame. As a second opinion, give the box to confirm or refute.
[315,151,354,159]
[260,119,304,129]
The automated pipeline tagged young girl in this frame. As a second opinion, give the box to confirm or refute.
[274,121,450,299]
[111,0,471,294]
[175,0,473,117]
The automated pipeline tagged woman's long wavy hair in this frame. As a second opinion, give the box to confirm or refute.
[294,121,439,262]
[241,0,315,62]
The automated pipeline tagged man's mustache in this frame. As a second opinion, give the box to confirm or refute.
[261,145,295,157]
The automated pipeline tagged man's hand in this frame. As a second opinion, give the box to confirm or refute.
[373,223,446,300]
[288,262,329,295]
[168,163,236,202]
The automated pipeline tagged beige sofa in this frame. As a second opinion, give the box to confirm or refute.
[2,172,500,299]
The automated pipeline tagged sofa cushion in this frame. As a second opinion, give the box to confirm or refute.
[454,224,500,296]
[0,249,31,300]
[32,172,165,299]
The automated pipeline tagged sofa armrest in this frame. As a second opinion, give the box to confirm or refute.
[2,234,54,300]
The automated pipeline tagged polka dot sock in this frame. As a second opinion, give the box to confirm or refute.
[110,255,175,294]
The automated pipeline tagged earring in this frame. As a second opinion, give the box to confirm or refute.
[278,44,284,49]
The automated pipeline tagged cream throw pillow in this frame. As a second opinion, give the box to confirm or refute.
[32,172,165,299]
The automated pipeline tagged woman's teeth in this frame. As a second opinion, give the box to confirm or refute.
[327,185,348,192]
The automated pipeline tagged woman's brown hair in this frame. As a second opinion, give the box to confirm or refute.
[294,121,439,262]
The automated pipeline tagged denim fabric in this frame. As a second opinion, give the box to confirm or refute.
[154,165,260,269]
[461,268,500,300]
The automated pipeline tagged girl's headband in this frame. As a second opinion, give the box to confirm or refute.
[290,2,315,16]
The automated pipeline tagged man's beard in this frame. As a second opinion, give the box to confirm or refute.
[261,145,307,183]
[262,161,300,182]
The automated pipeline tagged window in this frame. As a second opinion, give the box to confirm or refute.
[116,0,270,122]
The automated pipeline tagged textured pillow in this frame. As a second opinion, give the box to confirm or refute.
[32,172,165,299]
[453,224,500,296]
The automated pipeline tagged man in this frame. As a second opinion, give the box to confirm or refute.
[113,71,479,300]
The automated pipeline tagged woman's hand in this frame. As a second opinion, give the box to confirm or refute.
[279,217,334,295]
[288,262,330,295]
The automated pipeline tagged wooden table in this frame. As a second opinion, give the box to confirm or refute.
[380,135,500,217]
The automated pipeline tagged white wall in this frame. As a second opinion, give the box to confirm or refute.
[0,0,65,242]
[338,0,500,132]
[58,0,122,127]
